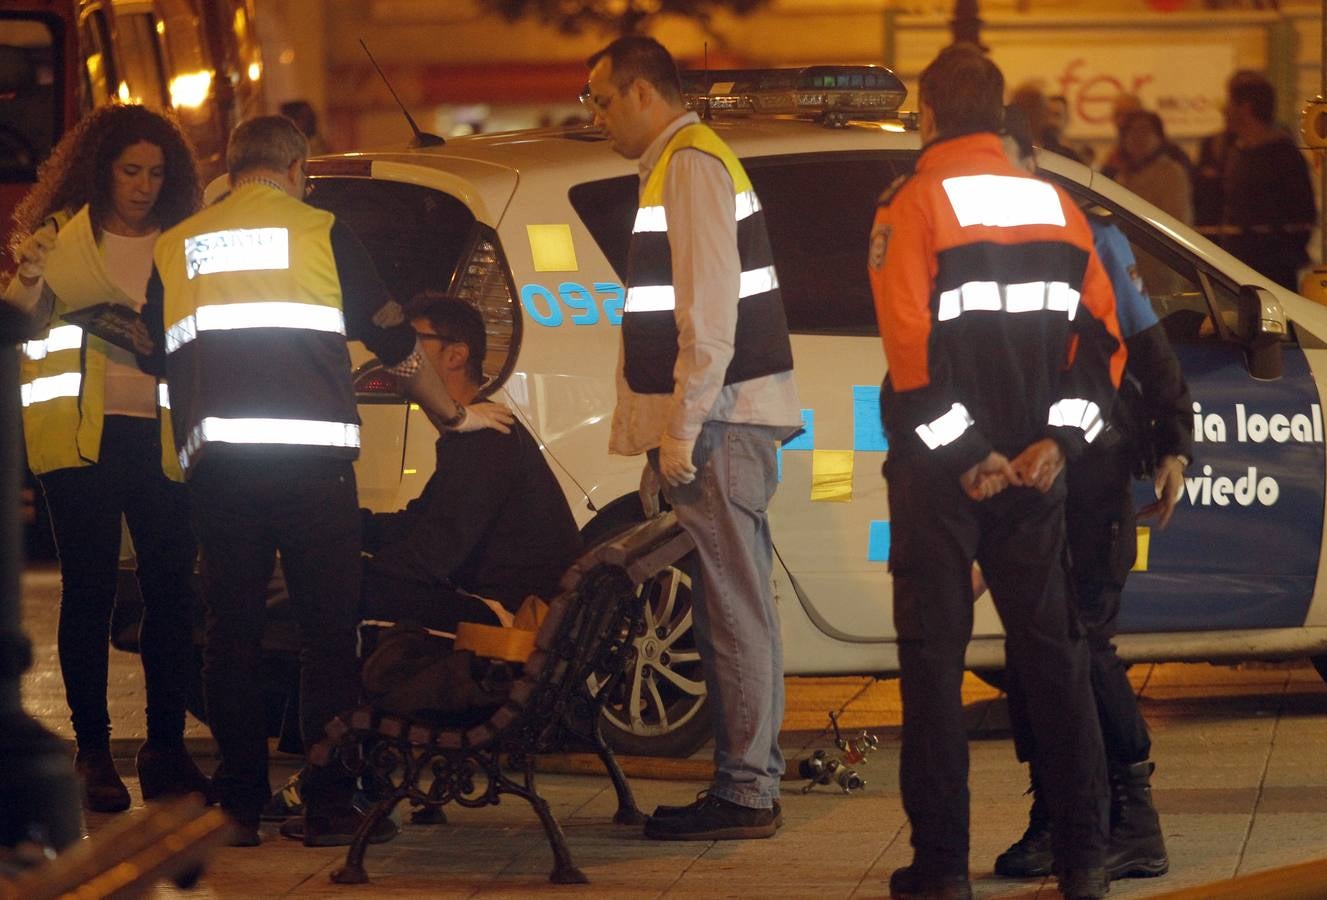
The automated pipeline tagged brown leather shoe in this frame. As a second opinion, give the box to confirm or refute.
[75,747,131,813]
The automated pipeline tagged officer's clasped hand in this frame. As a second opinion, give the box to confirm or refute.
[14,223,57,282]
[1139,453,1185,529]
[452,401,515,434]
[658,433,697,487]
[960,451,1018,501]
[1010,438,1065,494]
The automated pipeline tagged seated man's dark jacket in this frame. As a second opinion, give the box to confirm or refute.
[361,420,582,612]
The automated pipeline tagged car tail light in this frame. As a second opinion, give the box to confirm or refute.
[354,364,402,399]
[451,226,521,396]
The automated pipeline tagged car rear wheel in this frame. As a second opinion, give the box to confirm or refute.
[582,498,712,759]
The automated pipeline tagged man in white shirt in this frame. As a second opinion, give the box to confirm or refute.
[585,35,801,841]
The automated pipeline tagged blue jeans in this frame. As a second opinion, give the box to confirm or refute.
[654,421,785,809]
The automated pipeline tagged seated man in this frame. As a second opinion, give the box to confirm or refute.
[270,293,583,829]
[359,292,583,638]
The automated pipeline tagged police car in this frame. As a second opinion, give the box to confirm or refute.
[305,66,1327,757]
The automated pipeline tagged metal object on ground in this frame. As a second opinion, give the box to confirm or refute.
[797,711,880,794]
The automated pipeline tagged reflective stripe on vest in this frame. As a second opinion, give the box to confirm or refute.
[941,175,1066,228]
[184,227,290,279]
[165,301,347,354]
[1048,398,1105,443]
[158,383,171,410]
[178,416,360,471]
[23,324,83,360]
[915,402,975,450]
[937,280,1081,323]
[624,263,781,313]
[21,372,82,407]
[631,189,764,235]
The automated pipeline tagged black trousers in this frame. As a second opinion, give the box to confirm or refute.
[39,415,196,748]
[189,456,361,822]
[1007,449,1151,768]
[885,452,1108,875]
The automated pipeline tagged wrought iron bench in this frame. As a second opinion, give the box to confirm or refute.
[307,511,696,885]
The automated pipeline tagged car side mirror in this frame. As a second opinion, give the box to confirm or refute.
[1239,284,1286,380]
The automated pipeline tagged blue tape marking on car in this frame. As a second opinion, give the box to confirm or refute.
[520,282,627,326]
[559,282,600,325]
[867,520,890,562]
[853,384,888,452]
[520,284,563,327]
[783,409,814,450]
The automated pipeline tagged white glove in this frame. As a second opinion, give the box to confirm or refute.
[451,401,514,434]
[658,433,697,487]
[14,223,56,282]
[639,462,661,518]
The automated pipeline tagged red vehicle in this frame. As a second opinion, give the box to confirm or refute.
[0,0,264,269]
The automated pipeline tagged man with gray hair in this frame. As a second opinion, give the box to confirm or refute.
[140,115,513,846]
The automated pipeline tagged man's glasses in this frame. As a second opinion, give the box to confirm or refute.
[416,333,460,345]
[579,82,617,114]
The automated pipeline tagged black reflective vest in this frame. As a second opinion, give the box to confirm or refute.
[622,122,793,395]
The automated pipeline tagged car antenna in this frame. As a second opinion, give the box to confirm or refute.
[700,42,713,122]
[497,387,599,512]
[359,38,444,147]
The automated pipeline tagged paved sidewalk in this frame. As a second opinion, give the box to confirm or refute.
[18,566,1327,898]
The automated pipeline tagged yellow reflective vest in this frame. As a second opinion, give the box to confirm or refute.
[19,210,179,478]
[153,181,357,479]
[622,121,793,394]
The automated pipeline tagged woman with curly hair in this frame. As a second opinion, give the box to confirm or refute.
[3,104,209,813]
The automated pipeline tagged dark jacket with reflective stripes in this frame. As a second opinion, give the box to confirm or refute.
[868,132,1126,474]
[622,122,793,395]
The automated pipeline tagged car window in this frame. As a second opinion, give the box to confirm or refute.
[308,178,477,305]
[568,150,914,336]
[746,151,914,335]
[1045,174,1255,345]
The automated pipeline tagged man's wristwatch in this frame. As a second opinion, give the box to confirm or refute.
[435,405,466,429]
[1173,453,1191,470]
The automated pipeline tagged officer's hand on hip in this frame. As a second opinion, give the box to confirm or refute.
[1139,453,1185,529]
[1010,439,1064,493]
[658,433,697,487]
[449,402,515,434]
[960,451,1018,501]
[639,462,662,517]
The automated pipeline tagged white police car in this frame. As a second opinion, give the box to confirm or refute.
[307,67,1327,757]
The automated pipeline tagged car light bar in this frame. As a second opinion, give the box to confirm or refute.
[681,66,907,125]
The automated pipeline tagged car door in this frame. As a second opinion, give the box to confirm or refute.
[1055,178,1326,634]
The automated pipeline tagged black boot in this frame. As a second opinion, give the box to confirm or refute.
[75,746,131,813]
[994,779,1053,877]
[136,739,213,803]
[1104,760,1168,879]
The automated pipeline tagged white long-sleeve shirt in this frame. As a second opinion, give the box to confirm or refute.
[608,112,800,456]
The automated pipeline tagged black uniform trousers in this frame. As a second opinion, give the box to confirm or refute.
[39,415,196,749]
[885,451,1108,875]
[1007,448,1151,769]
[189,455,361,823]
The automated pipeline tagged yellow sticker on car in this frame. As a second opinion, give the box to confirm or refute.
[811,450,854,502]
[527,224,579,273]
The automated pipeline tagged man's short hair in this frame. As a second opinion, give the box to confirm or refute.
[919,45,1004,139]
[1229,74,1275,124]
[586,35,682,104]
[227,115,308,177]
[407,292,487,385]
